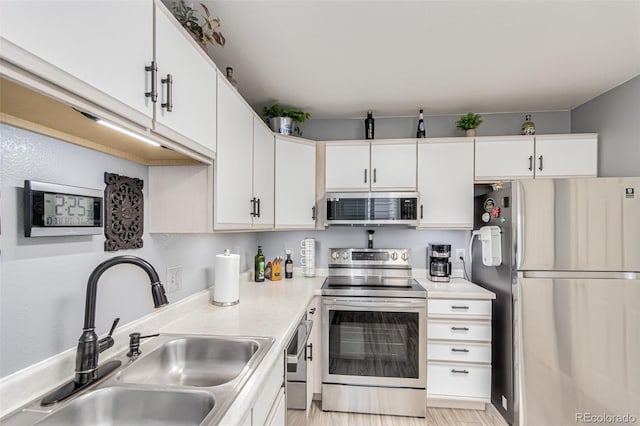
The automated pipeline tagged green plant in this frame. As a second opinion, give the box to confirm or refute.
[262,104,310,122]
[262,103,311,136]
[171,1,225,48]
[456,113,483,130]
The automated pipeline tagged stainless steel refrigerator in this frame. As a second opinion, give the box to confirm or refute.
[471,177,640,426]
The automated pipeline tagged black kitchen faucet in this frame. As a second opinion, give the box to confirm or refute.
[41,255,169,406]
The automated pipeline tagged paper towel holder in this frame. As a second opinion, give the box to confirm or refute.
[211,248,240,307]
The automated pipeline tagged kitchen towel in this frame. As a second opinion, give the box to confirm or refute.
[211,249,240,306]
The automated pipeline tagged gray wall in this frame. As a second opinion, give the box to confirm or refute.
[571,75,640,177]
[0,124,258,378]
[256,227,470,271]
[299,110,571,141]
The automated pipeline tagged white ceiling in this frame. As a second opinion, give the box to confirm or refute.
[201,0,640,119]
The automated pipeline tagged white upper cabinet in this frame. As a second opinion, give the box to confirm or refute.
[475,134,598,181]
[215,76,254,229]
[276,136,317,229]
[370,140,417,191]
[534,134,597,178]
[0,0,154,126]
[154,2,217,153]
[325,143,370,191]
[325,139,417,192]
[253,118,276,229]
[475,136,535,181]
[418,138,474,229]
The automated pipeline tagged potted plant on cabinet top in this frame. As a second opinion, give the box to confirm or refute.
[262,104,311,136]
[456,112,483,137]
[170,0,226,50]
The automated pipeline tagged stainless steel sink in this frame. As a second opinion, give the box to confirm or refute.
[2,334,274,426]
[34,387,214,426]
[117,336,260,387]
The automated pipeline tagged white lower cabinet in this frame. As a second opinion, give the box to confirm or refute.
[307,297,322,403]
[247,353,285,426]
[427,297,492,408]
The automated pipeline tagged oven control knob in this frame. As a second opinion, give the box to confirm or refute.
[401,252,409,261]
[342,252,349,260]
[390,252,399,261]
[331,251,340,260]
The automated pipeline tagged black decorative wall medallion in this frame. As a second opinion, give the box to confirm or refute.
[104,172,144,251]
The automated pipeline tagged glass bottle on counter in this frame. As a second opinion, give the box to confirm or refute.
[254,246,265,282]
[285,250,293,279]
[416,108,426,138]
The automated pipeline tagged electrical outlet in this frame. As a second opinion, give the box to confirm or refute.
[455,249,465,262]
[502,395,508,411]
[166,266,183,293]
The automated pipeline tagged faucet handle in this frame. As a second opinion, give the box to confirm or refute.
[98,317,120,353]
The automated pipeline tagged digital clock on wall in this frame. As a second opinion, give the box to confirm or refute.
[24,180,103,237]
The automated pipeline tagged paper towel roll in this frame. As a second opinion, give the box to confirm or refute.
[211,250,240,306]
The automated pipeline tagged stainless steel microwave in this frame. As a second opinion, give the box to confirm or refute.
[325,192,419,226]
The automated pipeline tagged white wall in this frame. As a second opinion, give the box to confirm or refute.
[0,124,257,378]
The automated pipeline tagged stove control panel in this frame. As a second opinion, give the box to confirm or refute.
[328,248,412,267]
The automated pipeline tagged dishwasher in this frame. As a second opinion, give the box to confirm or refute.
[286,313,313,410]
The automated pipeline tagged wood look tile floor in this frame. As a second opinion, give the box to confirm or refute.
[288,401,508,426]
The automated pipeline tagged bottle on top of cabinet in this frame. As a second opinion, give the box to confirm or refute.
[417,108,426,138]
[521,114,535,135]
[365,111,375,139]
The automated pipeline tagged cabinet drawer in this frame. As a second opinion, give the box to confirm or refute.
[428,363,491,399]
[428,299,491,318]
[427,341,491,363]
[427,320,491,342]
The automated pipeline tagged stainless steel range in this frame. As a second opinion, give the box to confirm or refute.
[321,248,426,417]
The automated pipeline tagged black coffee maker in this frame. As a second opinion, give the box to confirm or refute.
[428,243,451,282]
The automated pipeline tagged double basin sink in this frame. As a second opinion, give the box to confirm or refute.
[5,334,274,425]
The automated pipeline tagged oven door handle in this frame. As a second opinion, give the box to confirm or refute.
[324,301,426,310]
[287,319,313,365]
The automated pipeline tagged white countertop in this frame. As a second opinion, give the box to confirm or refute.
[0,270,494,424]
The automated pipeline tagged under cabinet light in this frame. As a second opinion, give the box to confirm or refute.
[77,109,161,147]
[95,119,161,147]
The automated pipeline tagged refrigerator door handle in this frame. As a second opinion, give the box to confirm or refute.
[516,180,525,269]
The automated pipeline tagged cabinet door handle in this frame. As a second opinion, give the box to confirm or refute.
[161,74,173,112]
[308,307,316,315]
[145,61,158,102]
[528,155,533,171]
[420,204,424,219]
[250,198,256,217]
[373,168,377,183]
[451,326,469,331]
[312,205,317,221]
[538,155,543,171]
[451,348,470,353]
[256,198,261,218]
[364,169,368,184]
[451,305,469,310]
[306,342,313,362]
[451,369,469,374]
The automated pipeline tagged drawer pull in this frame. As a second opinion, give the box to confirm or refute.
[451,369,469,374]
[451,327,469,331]
[451,305,469,310]
[451,348,470,353]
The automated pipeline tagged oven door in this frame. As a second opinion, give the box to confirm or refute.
[322,297,426,388]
